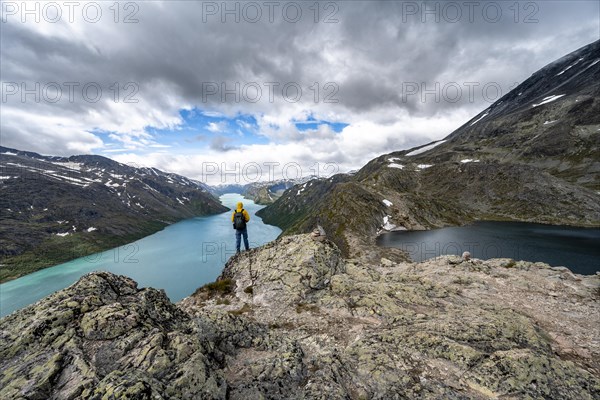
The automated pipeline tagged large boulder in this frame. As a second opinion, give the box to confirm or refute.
[0,271,226,400]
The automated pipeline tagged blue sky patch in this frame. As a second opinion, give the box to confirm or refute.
[97,108,348,155]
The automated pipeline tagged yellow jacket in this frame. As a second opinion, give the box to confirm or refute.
[231,202,250,223]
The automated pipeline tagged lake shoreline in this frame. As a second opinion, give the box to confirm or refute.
[0,194,281,317]
[377,217,600,236]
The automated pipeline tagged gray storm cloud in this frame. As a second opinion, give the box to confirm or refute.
[1,0,598,160]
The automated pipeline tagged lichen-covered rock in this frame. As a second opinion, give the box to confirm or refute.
[2,235,599,399]
[180,234,600,399]
[218,235,345,312]
[0,271,227,399]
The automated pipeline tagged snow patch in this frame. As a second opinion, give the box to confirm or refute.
[143,183,159,193]
[587,59,600,68]
[470,112,489,126]
[387,157,401,162]
[382,199,393,207]
[543,120,558,125]
[417,164,433,169]
[49,174,85,183]
[460,159,480,164]
[45,173,89,187]
[532,94,565,108]
[50,161,82,171]
[388,163,404,169]
[1,151,17,156]
[105,180,120,188]
[382,215,397,231]
[406,140,446,156]
[297,185,307,195]
[556,57,584,76]
[86,227,97,232]
[556,66,573,76]
[6,163,58,176]
[55,232,70,237]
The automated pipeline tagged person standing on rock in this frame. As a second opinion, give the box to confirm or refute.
[232,201,250,253]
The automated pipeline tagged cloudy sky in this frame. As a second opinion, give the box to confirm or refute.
[1,0,599,184]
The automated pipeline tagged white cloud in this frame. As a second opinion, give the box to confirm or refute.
[111,109,471,184]
[207,121,227,133]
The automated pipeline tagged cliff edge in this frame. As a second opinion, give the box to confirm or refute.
[1,234,599,399]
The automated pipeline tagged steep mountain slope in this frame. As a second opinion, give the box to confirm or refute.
[401,39,600,189]
[258,40,600,258]
[0,147,228,281]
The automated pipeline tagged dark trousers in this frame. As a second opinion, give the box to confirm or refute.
[235,227,249,252]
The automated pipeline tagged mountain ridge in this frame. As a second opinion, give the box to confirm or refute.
[0,146,228,282]
[257,39,600,259]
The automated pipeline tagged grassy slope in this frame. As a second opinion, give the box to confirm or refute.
[0,220,166,283]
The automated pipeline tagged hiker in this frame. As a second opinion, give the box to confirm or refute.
[232,201,250,253]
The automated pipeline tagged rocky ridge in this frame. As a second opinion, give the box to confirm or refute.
[1,234,598,399]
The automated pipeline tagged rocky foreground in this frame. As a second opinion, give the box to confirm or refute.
[1,234,599,399]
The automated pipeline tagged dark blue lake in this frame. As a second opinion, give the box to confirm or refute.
[377,221,600,275]
[0,194,281,317]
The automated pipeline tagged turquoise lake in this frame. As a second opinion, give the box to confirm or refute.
[0,194,281,318]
